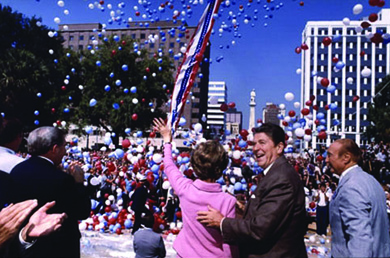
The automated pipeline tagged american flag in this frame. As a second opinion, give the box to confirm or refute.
[168,0,222,132]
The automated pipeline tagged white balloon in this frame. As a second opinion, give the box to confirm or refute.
[162,181,171,190]
[105,200,111,206]
[284,116,291,123]
[153,153,163,163]
[304,135,312,142]
[49,49,54,55]
[61,121,66,127]
[287,137,294,144]
[232,150,241,160]
[230,177,236,184]
[279,103,286,110]
[132,98,139,104]
[347,77,354,84]
[79,222,87,230]
[295,128,305,137]
[296,68,302,75]
[57,1,65,7]
[119,172,124,177]
[316,76,323,85]
[90,177,100,186]
[352,4,363,15]
[355,26,363,33]
[286,131,293,137]
[361,67,371,78]
[342,17,350,25]
[284,92,294,102]
[294,102,300,109]
[180,46,187,53]
[136,146,144,153]
[194,123,202,133]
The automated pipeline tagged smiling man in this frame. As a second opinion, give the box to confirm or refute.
[197,123,307,258]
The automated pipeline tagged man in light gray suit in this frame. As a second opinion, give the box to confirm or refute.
[326,138,390,258]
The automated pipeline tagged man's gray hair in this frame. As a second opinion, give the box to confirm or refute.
[27,126,66,156]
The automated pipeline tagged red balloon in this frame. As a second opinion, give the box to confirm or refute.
[318,131,327,140]
[115,228,122,235]
[240,129,249,137]
[377,0,385,7]
[371,33,383,44]
[282,121,288,127]
[352,95,360,102]
[227,102,236,109]
[121,40,126,46]
[324,104,329,110]
[301,108,310,116]
[332,57,339,63]
[322,37,332,46]
[122,138,130,148]
[135,11,140,16]
[313,105,319,111]
[104,206,111,213]
[99,1,105,5]
[369,0,380,6]
[111,50,117,56]
[288,110,296,117]
[220,103,228,112]
[310,95,316,101]
[149,131,156,138]
[122,166,128,172]
[299,1,304,6]
[360,21,371,29]
[146,174,155,183]
[257,118,263,123]
[295,47,302,54]
[369,13,378,23]
[51,108,56,113]
[175,211,182,219]
[132,114,138,120]
[305,100,313,106]
[309,202,316,209]
[301,43,309,50]
[145,67,150,73]
[320,78,330,87]
[305,128,312,135]
[360,51,366,57]
[61,86,66,91]
[315,119,320,126]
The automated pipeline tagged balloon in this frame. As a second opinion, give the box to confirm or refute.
[327,85,336,93]
[288,110,296,117]
[322,37,332,46]
[122,139,130,148]
[318,131,327,140]
[304,135,312,142]
[153,153,163,163]
[295,47,302,54]
[104,137,112,146]
[112,103,119,109]
[194,123,202,133]
[335,61,345,70]
[342,17,350,25]
[284,92,294,101]
[130,86,137,93]
[361,67,371,78]
[279,104,286,110]
[115,80,121,86]
[131,114,138,120]
[234,182,242,191]
[238,140,247,148]
[227,102,236,108]
[352,4,363,15]
[316,112,325,119]
[295,128,305,137]
[293,102,300,109]
[232,150,241,160]
[220,103,228,112]
[240,129,249,137]
[296,68,302,75]
[162,181,171,190]
[89,98,97,107]
[104,85,111,91]
[320,78,330,87]
[347,77,354,85]
[301,108,310,116]
[352,95,360,102]
[121,64,128,71]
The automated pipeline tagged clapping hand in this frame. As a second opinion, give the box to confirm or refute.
[67,161,84,183]
[153,118,172,143]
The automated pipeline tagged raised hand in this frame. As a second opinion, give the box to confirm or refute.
[153,118,172,143]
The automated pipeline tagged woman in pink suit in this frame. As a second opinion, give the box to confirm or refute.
[153,118,238,258]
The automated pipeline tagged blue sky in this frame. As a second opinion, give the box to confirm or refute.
[0,0,384,128]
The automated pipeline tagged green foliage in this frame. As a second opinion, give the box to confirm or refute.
[366,74,390,142]
[0,5,174,138]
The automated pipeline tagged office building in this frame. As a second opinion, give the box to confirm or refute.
[300,8,390,147]
[262,102,282,126]
[207,81,227,137]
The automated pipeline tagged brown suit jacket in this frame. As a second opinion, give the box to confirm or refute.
[222,155,308,258]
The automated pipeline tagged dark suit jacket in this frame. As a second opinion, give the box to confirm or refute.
[222,156,308,258]
[10,156,91,258]
[0,170,13,209]
[131,185,148,212]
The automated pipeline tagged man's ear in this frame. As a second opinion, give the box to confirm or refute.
[276,142,284,154]
[343,152,352,164]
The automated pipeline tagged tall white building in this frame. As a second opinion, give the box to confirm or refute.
[300,8,390,147]
[207,81,227,135]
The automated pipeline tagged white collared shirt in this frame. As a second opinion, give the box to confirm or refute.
[262,162,275,176]
[37,156,54,165]
[339,164,359,184]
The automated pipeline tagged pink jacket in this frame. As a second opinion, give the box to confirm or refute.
[163,144,238,258]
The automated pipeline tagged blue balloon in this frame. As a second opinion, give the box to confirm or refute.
[96,61,101,66]
[122,64,128,71]
[320,119,326,125]
[136,131,143,137]
[89,99,97,107]
[104,137,112,145]
[123,88,129,94]
[115,80,121,86]
[277,114,284,120]
[34,110,39,116]
[250,185,257,192]
[34,120,39,125]
[234,182,242,191]
[130,86,137,93]
[115,149,124,159]
[109,72,114,78]
[238,140,247,148]
[182,157,190,163]
[125,128,131,134]
[85,126,93,134]
[111,132,116,137]
[333,119,340,126]
[124,220,133,229]
[36,92,42,97]
[316,112,325,119]
[112,103,119,109]
[64,108,70,113]
[327,85,336,93]
[151,164,160,173]
[104,85,111,91]
[335,61,345,70]
[329,103,338,111]
[292,122,301,129]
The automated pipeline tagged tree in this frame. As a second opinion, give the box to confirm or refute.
[366,74,390,142]
[64,36,174,144]
[0,4,66,130]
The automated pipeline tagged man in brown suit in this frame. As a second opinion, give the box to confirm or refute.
[197,123,307,258]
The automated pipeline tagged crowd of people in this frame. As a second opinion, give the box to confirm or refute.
[1,115,390,258]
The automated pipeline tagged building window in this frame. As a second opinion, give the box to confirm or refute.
[169,42,175,48]
[363,114,367,120]
[379,54,382,61]
[335,90,338,96]
[364,90,368,97]
[140,33,146,39]
[79,35,84,40]
[349,54,354,61]
[349,126,353,132]
[149,43,155,48]
[379,78,383,83]
[364,42,368,49]
[364,78,368,84]
[379,43,383,49]
[349,89,353,96]
[349,66,353,72]
[320,89,324,95]
[320,66,324,72]
[335,77,339,84]
[335,42,339,49]
[69,45,74,50]
[334,113,338,119]
[320,101,324,107]
[349,42,353,49]
[364,54,368,61]
[132,34,136,39]
[379,66,383,73]
[321,54,324,61]
[349,114,352,120]
[364,102,367,108]
[69,35,74,41]
[349,101,353,108]
[78,45,83,50]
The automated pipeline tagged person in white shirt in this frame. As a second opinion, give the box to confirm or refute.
[0,117,24,173]
[314,182,330,236]
[222,179,235,195]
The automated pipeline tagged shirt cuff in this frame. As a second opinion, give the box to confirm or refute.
[220,217,226,235]
[19,228,36,249]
